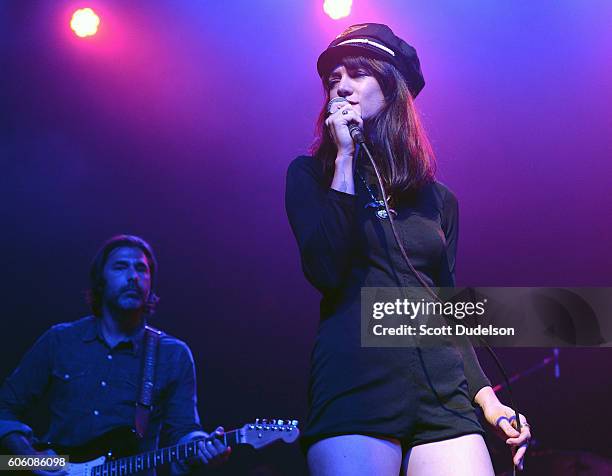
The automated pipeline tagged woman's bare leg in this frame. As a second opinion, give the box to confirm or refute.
[402,434,495,476]
[307,434,402,476]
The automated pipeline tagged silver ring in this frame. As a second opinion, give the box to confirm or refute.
[342,109,349,115]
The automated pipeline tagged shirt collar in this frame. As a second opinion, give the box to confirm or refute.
[82,316,146,355]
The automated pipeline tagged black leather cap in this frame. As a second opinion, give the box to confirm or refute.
[317,23,425,98]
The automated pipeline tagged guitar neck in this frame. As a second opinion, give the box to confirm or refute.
[91,431,240,476]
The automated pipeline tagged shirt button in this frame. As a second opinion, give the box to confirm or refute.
[107,354,113,360]
[93,410,100,416]
[100,381,107,387]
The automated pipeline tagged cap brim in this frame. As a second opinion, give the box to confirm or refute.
[317,44,394,79]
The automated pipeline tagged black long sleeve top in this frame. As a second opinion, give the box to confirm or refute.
[285,155,491,402]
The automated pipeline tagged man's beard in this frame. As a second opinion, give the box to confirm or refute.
[106,286,148,319]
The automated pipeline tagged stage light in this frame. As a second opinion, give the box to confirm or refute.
[70,8,100,38]
[323,0,352,20]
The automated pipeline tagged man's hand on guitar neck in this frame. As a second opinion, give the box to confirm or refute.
[195,427,231,467]
[173,426,231,475]
[0,432,67,475]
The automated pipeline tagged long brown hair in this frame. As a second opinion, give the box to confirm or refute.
[311,56,436,195]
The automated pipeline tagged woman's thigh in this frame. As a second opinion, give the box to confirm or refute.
[307,434,403,476]
[402,434,494,476]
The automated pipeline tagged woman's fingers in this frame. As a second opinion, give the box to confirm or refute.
[513,444,528,463]
[496,416,520,438]
[506,414,531,444]
[506,426,531,446]
[328,109,363,137]
[503,415,531,471]
[328,103,363,126]
[325,103,362,152]
[513,443,528,470]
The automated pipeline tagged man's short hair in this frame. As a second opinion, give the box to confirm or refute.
[86,234,160,316]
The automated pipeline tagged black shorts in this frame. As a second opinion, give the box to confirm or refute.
[300,346,485,453]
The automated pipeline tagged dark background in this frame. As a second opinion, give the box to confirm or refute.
[1,1,611,474]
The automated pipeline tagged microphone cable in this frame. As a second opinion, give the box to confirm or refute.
[356,137,524,475]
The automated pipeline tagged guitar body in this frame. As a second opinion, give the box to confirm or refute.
[61,456,107,476]
[42,427,139,475]
[44,426,139,463]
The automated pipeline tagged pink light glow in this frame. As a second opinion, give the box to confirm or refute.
[323,0,352,20]
[70,8,100,38]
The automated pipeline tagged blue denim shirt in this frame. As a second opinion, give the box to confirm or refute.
[0,316,204,472]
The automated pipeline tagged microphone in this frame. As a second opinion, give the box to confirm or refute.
[326,97,366,144]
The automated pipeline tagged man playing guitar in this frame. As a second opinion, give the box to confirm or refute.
[0,235,230,475]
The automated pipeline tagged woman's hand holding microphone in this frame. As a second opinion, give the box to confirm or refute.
[326,98,363,194]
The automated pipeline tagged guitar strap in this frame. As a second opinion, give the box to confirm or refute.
[134,325,162,439]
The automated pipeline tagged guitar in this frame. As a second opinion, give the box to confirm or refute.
[42,418,299,476]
